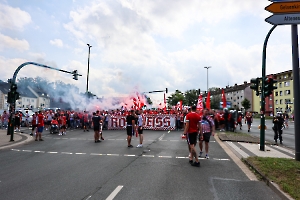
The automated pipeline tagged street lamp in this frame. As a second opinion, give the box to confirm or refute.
[86,44,92,93]
[204,66,211,92]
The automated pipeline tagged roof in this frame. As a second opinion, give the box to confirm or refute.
[0,82,10,94]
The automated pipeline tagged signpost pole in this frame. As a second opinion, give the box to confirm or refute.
[291,24,300,161]
[260,25,277,151]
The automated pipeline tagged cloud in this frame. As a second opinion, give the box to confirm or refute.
[50,39,64,48]
[0,3,31,31]
[0,33,29,51]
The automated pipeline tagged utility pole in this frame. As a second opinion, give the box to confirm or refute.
[86,44,92,93]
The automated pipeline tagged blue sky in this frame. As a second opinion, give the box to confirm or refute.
[0,0,294,105]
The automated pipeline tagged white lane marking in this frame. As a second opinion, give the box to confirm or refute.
[90,153,104,155]
[142,155,155,157]
[11,149,20,151]
[160,140,167,141]
[175,156,189,159]
[170,140,179,141]
[106,185,123,200]
[107,154,119,156]
[158,133,166,141]
[48,152,58,154]
[226,142,250,158]
[75,153,86,155]
[158,156,172,158]
[22,150,32,152]
[213,158,230,161]
[124,154,136,157]
[61,152,73,154]
[34,151,45,153]
[107,139,115,140]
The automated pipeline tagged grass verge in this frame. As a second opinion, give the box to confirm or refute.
[245,157,300,200]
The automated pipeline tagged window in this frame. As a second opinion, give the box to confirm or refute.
[27,99,29,102]
[280,91,283,96]
[285,81,290,87]
[275,100,278,105]
[280,99,282,104]
[31,99,34,102]
[286,90,291,95]
[275,92,278,96]
[279,83,282,88]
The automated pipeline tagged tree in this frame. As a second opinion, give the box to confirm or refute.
[241,98,251,111]
[167,90,185,106]
[184,89,199,106]
[208,87,221,109]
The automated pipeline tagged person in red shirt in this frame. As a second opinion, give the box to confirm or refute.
[237,113,243,130]
[59,114,67,135]
[36,110,44,141]
[183,105,201,167]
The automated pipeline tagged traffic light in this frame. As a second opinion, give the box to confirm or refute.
[73,70,78,80]
[166,88,168,93]
[7,83,18,103]
[250,78,260,96]
[264,77,277,97]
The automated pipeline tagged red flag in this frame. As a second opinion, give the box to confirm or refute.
[196,94,203,112]
[164,93,166,112]
[206,91,211,110]
[179,100,183,111]
[222,89,226,108]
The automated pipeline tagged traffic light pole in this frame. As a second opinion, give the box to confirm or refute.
[291,25,300,161]
[7,62,81,141]
[260,25,277,151]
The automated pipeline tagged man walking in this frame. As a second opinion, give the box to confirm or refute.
[199,108,215,159]
[92,111,101,143]
[126,110,136,148]
[183,105,201,167]
[36,111,44,141]
[136,109,145,148]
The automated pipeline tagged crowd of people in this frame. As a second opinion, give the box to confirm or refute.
[0,107,292,162]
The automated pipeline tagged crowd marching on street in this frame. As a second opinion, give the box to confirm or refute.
[0,106,292,167]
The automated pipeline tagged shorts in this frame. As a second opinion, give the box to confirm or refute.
[94,126,100,132]
[126,126,134,136]
[219,120,224,125]
[187,132,197,145]
[37,126,44,133]
[199,132,211,143]
[15,121,20,126]
[32,124,37,131]
[247,121,252,125]
[138,126,143,134]
[47,120,52,125]
[60,125,66,129]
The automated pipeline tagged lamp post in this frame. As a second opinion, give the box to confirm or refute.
[204,66,211,92]
[86,44,92,93]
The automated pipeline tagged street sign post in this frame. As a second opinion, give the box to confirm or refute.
[264,0,300,160]
[266,1,300,13]
[266,13,300,25]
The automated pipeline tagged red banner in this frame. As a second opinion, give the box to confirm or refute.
[196,94,203,112]
[108,114,176,130]
[206,91,211,110]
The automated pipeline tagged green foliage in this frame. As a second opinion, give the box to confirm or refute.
[241,98,251,111]
[167,90,186,106]
[246,157,300,200]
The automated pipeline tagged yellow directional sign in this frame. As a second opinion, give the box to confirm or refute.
[265,1,300,14]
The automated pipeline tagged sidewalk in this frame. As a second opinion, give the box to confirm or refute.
[0,128,33,150]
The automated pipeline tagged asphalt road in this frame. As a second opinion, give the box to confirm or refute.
[0,128,282,200]
[236,118,295,149]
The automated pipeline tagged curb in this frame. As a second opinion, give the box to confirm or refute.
[242,158,294,200]
[0,132,33,150]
